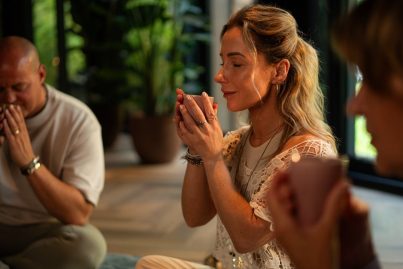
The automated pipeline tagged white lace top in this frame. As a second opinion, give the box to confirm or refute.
[213,126,336,269]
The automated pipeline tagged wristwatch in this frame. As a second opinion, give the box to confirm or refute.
[21,156,41,175]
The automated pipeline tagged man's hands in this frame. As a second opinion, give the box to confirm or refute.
[0,104,35,168]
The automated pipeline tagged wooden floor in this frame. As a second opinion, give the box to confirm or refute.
[91,133,216,263]
[92,133,403,268]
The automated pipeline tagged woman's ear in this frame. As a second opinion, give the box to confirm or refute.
[272,59,290,84]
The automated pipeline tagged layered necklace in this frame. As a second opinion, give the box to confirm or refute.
[234,124,283,198]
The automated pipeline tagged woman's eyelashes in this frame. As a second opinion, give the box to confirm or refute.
[219,61,244,68]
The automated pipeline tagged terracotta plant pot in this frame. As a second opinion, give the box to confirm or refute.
[129,115,182,163]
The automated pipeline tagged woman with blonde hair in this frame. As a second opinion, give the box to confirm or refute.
[136,4,336,269]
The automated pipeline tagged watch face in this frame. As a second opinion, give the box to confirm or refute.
[29,162,41,174]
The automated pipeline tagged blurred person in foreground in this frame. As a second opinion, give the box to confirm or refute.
[267,0,403,268]
[136,4,336,269]
[0,36,106,269]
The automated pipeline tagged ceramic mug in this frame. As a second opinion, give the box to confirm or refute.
[183,94,214,121]
[287,157,344,226]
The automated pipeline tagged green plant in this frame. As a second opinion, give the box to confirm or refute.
[69,0,131,105]
[33,0,57,86]
[69,0,134,148]
[124,0,209,116]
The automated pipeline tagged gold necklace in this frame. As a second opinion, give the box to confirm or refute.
[234,125,283,198]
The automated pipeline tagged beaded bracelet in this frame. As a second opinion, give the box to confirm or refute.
[182,149,203,166]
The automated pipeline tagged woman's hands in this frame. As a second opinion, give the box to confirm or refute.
[0,104,36,168]
[175,88,222,163]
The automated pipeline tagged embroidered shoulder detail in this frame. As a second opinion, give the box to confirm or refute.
[222,126,249,166]
[275,139,337,167]
[250,139,336,229]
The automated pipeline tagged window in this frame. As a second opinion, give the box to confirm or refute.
[351,69,377,159]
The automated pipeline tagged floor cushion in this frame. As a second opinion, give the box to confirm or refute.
[100,253,139,269]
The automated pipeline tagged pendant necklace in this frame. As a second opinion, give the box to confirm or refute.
[234,125,283,198]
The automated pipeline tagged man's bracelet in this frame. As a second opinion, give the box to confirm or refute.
[21,156,41,175]
[181,149,203,166]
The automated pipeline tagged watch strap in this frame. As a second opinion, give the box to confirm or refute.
[21,156,41,175]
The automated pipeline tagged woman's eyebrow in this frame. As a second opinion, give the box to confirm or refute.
[219,51,246,59]
[227,52,245,58]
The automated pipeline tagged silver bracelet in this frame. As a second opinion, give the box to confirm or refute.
[182,148,203,166]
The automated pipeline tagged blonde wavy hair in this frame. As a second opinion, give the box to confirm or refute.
[222,4,336,151]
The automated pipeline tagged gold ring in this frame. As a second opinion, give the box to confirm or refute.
[14,129,20,135]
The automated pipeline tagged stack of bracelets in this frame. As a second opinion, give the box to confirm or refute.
[182,148,203,166]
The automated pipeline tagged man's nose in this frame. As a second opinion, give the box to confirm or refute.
[3,89,17,103]
[346,87,364,117]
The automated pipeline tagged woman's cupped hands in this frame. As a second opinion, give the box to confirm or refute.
[175,88,223,163]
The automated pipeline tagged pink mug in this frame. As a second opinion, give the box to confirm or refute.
[287,157,344,226]
[183,94,214,121]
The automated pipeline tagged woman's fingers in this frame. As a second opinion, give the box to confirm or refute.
[201,92,217,125]
[179,103,199,132]
[176,88,185,95]
[176,88,184,104]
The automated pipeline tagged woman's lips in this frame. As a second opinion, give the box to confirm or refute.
[222,90,236,98]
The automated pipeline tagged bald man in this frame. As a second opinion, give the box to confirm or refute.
[0,36,106,269]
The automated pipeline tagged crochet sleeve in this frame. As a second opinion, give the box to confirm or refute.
[221,127,248,169]
[250,139,337,229]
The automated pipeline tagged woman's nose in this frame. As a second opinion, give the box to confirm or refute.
[214,68,226,84]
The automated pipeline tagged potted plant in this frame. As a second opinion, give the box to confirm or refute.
[124,0,209,163]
